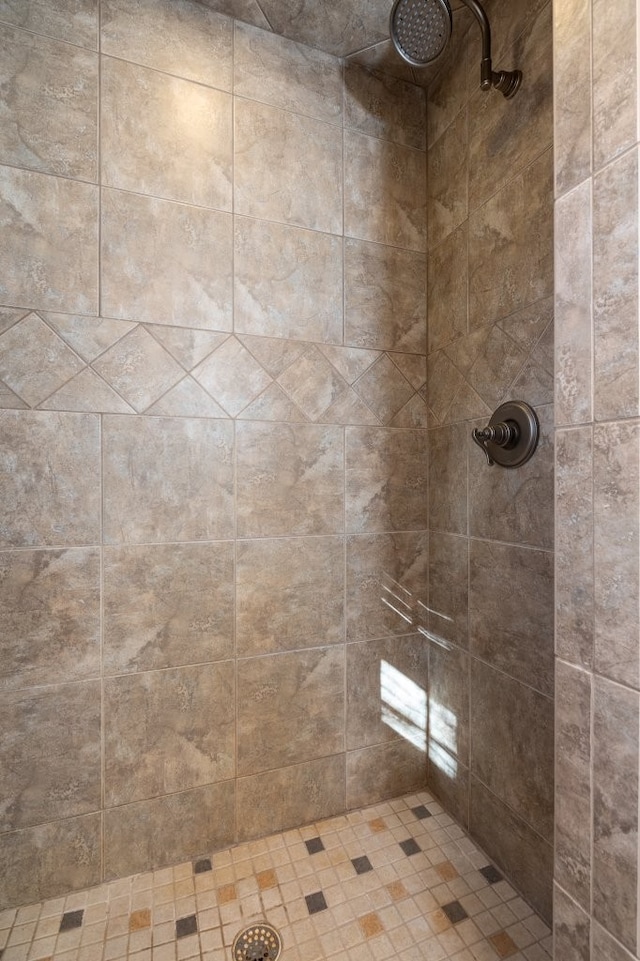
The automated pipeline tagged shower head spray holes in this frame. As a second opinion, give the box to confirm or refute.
[390,0,452,65]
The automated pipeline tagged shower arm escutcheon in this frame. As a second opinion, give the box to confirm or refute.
[460,0,522,98]
[472,400,539,468]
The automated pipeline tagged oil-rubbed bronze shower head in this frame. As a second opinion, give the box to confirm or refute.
[390,0,522,99]
[389,0,452,66]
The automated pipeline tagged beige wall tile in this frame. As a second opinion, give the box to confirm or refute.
[0,312,85,407]
[237,647,344,775]
[592,148,639,420]
[235,99,342,233]
[556,427,594,671]
[103,542,234,674]
[469,403,554,550]
[346,738,427,809]
[0,166,98,314]
[555,180,593,426]
[236,755,345,842]
[428,640,469,766]
[236,536,344,655]
[428,224,467,354]
[104,782,234,879]
[343,63,426,149]
[470,779,552,922]
[428,531,468,649]
[237,421,344,537]
[104,662,235,805]
[191,335,272,417]
[469,539,554,697]
[593,422,640,689]
[429,423,468,535]
[145,376,227,418]
[428,107,468,249]
[92,325,183,413]
[555,661,591,911]
[103,415,234,544]
[0,548,100,692]
[234,20,342,122]
[345,130,426,251]
[346,634,428,750]
[592,0,637,171]
[277,345,349,420]
[40,367,134,414]
[0,814,101,910]
[234,217,343,344]
[101,58,232,209]
[41,313,135,362]
[255,0,389,59]
[468,148,553,330]
[0,24,98,180]
[468,3,553,211]
[592,677,639,953]
[554,0,592,194]
[101,188,233,330]
[554,886,591,961]
[345,239,427,353]
[0,0,98,48]
[0,411,101,548]
[346,531,428,641]
[101,0,233,90]
[471,659,554,840]
[0,682,101,831]
[346,427,429,533]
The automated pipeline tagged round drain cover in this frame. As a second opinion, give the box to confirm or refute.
[232,922,282,961]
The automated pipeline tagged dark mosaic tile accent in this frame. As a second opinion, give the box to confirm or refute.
[59,909,84,932]
[442,901,469,924]
[480,864,504,884]
[399,838,421,856]
[352,855,374,875]
[305,836,325,855]
[176,915,198,938]
[411,804,433,819]
[305,891,328,915]
[194,858,212,874]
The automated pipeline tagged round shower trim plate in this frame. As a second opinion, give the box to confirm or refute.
[232,921,282,961]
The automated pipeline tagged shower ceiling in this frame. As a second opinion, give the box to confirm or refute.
[193,0,392,57]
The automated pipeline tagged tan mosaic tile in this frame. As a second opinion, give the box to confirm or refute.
[217,883,238,905]
[490,930,519,957]
[368,818,388,834]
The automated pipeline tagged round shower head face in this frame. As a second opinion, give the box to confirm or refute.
[390,0,453,66]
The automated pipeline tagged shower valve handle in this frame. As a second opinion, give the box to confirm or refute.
[471,400,540,469]
[472,422,519,466]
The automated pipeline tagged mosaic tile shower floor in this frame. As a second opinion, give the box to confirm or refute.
[0,791,552,961]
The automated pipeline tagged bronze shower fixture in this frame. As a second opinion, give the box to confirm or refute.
[390,0,522,99]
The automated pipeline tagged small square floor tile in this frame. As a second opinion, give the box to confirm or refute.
[368,818,387,833]
[351,856,374,875]
[305,891,328,915]
[59,910,84,932]
[411,805,432,820]
[257,869,278,891]
[442,901,469,925]
[480,865,504,884]
[217,883,238,905]
[176,915,198,938]
[399,839,421,857]
[490,930,519,957]
[194,859,212,874]
[359,912,385,939]
[129,909,151,931]
[305,837,325,855]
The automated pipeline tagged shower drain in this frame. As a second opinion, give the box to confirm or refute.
[232,922,282,961]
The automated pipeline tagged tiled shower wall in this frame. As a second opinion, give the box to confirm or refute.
[554,0,640,958]
[423,0,555,922]
[0,0,431,910]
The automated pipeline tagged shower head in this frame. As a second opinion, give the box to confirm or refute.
[390,0,522,99]
[389,0,452,66]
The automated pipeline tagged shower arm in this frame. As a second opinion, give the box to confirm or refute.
[460,0,522,99]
